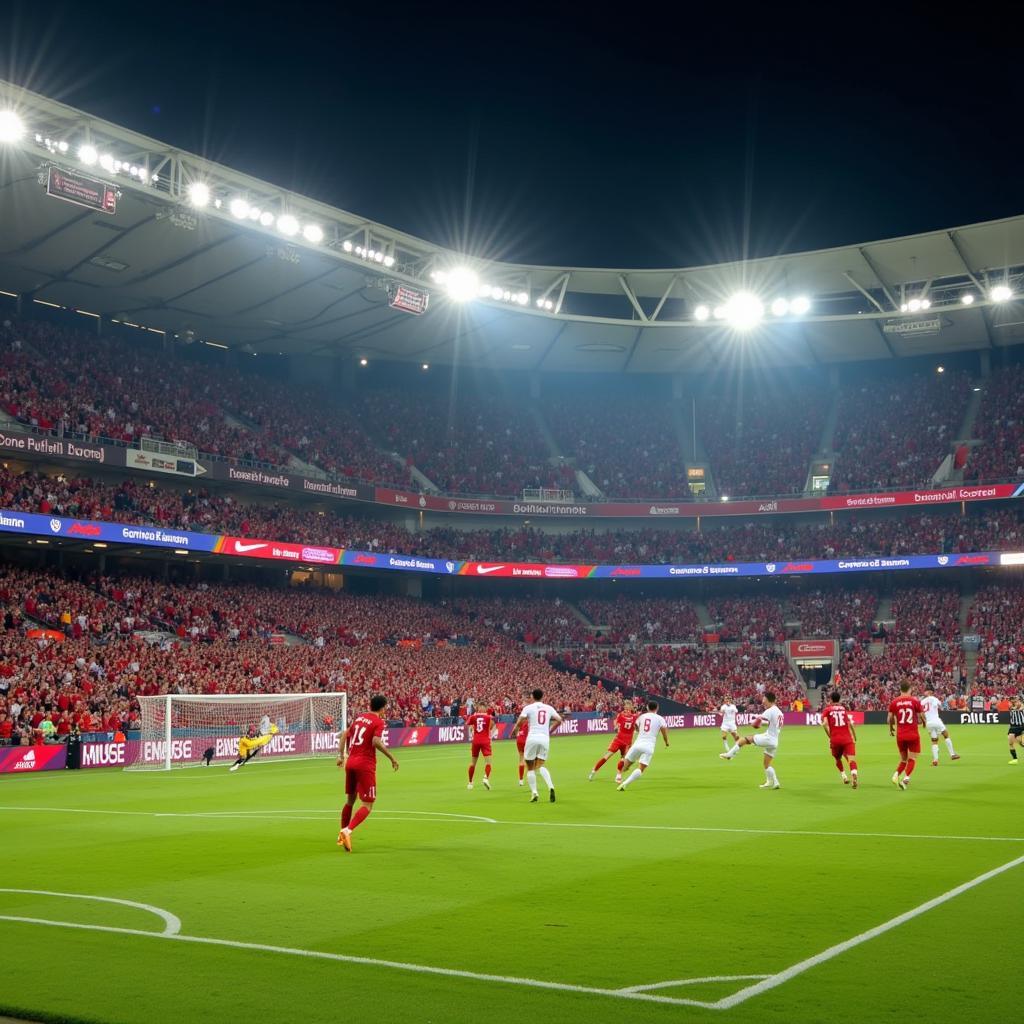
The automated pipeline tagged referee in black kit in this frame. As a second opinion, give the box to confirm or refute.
[1009,699,1024,764]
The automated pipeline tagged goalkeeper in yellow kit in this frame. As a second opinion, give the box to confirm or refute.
[229,716,279,772]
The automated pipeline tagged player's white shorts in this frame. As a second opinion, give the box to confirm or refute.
[523,738,550,762]
[926,719,945,738]
[721,722,738,734]
[752,734,778,757]
[625,743,655,767]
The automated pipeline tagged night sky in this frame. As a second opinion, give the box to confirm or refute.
[1,2,1020,269]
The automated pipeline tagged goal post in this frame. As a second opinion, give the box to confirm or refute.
[126,692,347,771]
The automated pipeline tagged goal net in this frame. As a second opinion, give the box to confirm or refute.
[126,692,347,771]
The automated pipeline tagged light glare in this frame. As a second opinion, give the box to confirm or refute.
[229,197,250,219]
[187,182,210,208]
[0,111,25,143]
[770,298,789,317]
[78,144,98,165]
[723,292,764,330]
[694,304,710,321]
[445,266,480,303]
[277,214,299,236]
[961,293,975,305]
[302,224,324,244]
[790,295,811,315]
[991,284,1014,302]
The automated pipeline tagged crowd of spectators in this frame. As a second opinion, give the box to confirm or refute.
[701,389,827,498]
[577,596,701,643]
[357,389,559,497]
[966,365,1024,483]
[888,584,962,641]
[706,595,785,643]
[786,587,879,640]
[557,644,802,710]
[547,396,688,499]
[831,371,971,492]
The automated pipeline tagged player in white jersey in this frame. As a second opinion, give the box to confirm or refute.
[920,687,960,766]
[617,700,670,791]
[720,692,783,789]
[509,688,563,803]
[719,699,739,752]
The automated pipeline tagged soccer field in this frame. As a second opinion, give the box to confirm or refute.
[1,725,1020,1024]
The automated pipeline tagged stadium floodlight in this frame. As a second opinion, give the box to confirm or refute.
[359,357,368,366]
[444,266,480,303]
[712,306,725,320]
[516,292,528,305]
[302,224,323,244]
[722,292,764,330]
[343,240,354,253]
[920,299,931,310]
[229,197,250,219]
[908,298,922,312]
[99,153,115,172]
[187,182,211,208]
[937,365,945,373]
[720,495,730,502]
[277,214,299,237]
[770,298,790,317]
[961,293,975,305]
[900,303,908,312]
[422,363,429,370]
[78,144,98,165]
[383,255,395,268]
[790,295,811,315]
[248,206,261,221]
[694,304,710,321]
[259,211,274,227]
[0,111,25,143]
[991,284,1014,302]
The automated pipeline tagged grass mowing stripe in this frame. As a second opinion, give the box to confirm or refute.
[2,805,1020,843]
[714,851,1024,1009]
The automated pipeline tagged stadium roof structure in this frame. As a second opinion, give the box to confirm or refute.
[2,79,1024,374]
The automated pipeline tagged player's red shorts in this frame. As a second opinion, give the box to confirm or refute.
[897,734,921,756]
[830,740,856,760]
[608,736,631,755]
[471,742,492,758]
[345,764,377,803]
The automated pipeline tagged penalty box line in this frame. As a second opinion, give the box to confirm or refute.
[713,851,1024,1009]
[0,915,719,1009]
[3,857,1022,1011]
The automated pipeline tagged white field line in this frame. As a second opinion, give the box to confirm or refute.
[0,889,181,935]
[0,914,717,1009]
[1,805,1022,844]
[620,974,768,993]
[2,853,1022,1012]
[712,851,1024,1009]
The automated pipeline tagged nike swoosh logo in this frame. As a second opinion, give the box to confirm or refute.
[233,542,267,553]
[475,565,505,574]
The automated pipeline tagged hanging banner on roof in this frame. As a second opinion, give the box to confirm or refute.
[46,166,118,215]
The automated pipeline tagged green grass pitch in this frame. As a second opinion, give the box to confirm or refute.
[1,725,1021,1024]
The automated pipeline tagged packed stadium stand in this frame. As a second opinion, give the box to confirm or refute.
[966,365,1024,484]
[831,370,972,491]
[700,387,828,497]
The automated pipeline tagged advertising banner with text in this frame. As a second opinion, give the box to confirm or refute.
[0,745,67,773]
[2,425,1022,521]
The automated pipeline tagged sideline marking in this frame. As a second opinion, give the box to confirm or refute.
[0,889,181,935]
[713,852,1024,1008]
[1,806,1021,843]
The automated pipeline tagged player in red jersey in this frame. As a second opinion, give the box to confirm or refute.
[515,718,529,786]
[589,700,639,784]
[820,690,859,789]
[466,706,498,790]
[336,694,399,852]
[888,681,925,791]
